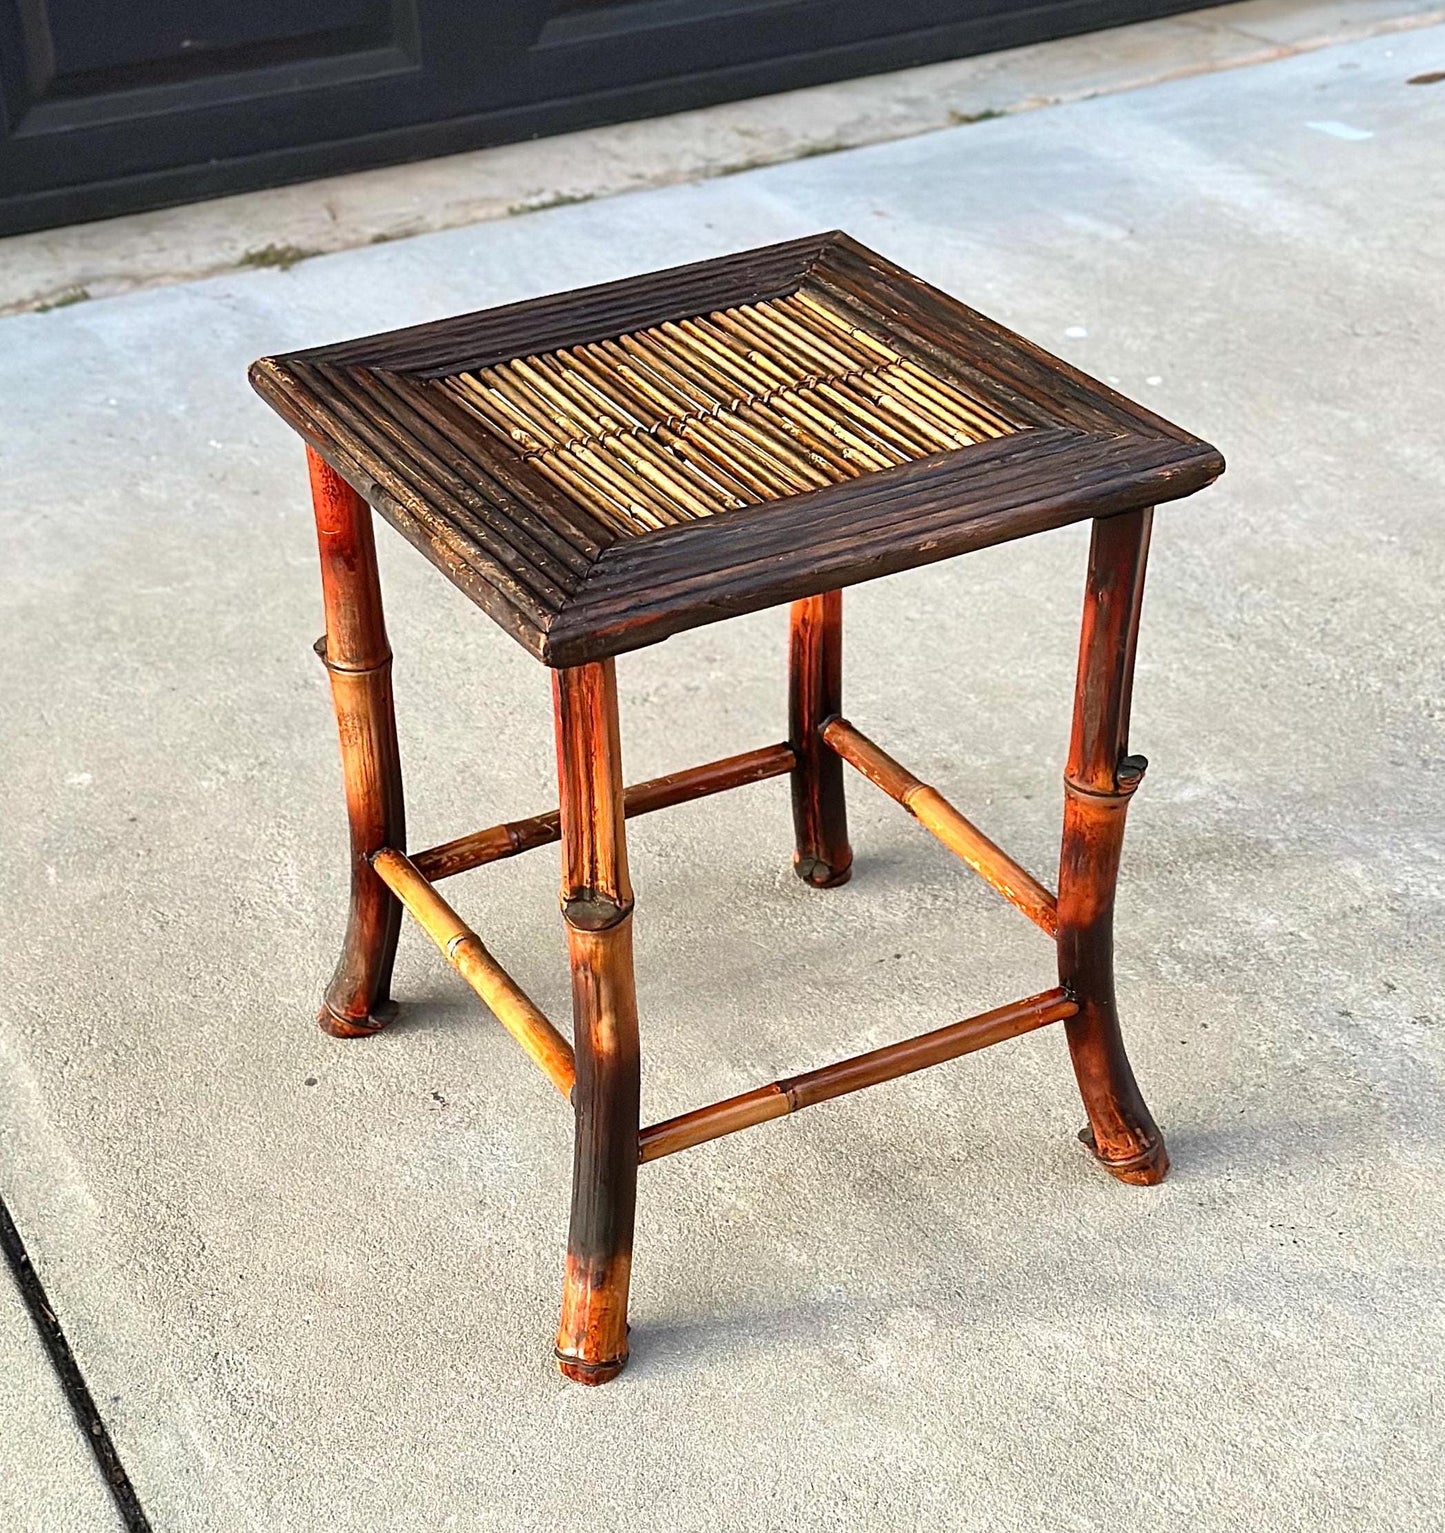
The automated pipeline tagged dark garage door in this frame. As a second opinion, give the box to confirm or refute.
[0,0,1198,235]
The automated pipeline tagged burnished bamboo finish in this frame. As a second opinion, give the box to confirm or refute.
[820,717,1058,935]
[267,235,1221,1387]
[639,989,1078,1163]
[412,741,795,881]
[553,660,640,1384]
[1058,509,1168,1186]
[789,590,852,888]
[308,447,406,1038]
[370,849,576,1096]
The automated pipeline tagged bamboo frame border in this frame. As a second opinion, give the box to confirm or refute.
[253,233,1224,668]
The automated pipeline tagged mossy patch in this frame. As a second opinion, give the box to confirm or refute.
[35,287,91,312]
[237,243,319,272]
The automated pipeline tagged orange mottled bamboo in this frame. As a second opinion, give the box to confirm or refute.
[789,590,852,887]
[1057,509,1168,1185]
[553,660,640,1384]
[639,988,1077,1163]
[820,717,1058,935]
[371,849,576,1097]
[308,447,405,1038]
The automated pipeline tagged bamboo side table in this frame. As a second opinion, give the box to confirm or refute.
[251,233,1224,1384]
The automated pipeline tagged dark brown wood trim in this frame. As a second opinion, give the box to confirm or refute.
[296,234,840,374]
[547,432,1221,664]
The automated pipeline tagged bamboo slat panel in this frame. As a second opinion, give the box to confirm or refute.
[440,289,1021,536]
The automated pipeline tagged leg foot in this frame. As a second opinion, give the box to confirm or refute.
[1078,1124,1169,1185]
[318,998,399,1039]
[556,1353,628,1386]
[793,853,852,890]
[556,1250,632,1383]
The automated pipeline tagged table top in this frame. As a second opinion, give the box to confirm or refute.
[250,232,1223,665]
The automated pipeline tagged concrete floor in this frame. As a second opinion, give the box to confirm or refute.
[2,21,1443,1533]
